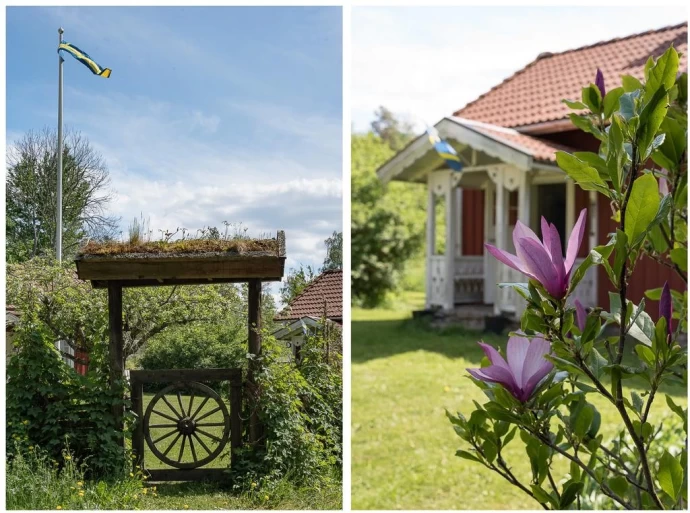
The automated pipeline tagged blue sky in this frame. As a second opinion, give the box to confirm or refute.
[352,6,686,132]
[6,6,342,298]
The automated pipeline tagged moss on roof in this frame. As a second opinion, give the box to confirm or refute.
[79,237,279,257]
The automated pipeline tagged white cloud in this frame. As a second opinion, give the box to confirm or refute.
[352,6,686,132]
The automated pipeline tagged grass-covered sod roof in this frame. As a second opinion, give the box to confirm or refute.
[78,237,279,257]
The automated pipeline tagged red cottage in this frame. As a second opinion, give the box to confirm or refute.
[378,23,687,321]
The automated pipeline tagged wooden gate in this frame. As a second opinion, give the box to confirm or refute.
[130,368,243,482]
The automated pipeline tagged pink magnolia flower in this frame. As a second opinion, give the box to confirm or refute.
[467,335,553,403]
[574,299,587,332]
[485,209,587,299]
[659,169,669,196]
[595,68,606,98]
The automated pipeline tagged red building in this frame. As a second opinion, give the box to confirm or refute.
[378,23,687,321]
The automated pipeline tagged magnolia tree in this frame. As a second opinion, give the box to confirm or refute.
[448,47,687,510]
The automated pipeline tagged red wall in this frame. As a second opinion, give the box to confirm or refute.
[596,193,685,315]
[462,189,485,255]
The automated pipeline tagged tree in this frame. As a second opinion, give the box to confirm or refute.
[6,127,119,262]
[323,231,343,270]
[6,258,256,363]
[280,264,317,305]
[371,106,415,151]
[351,129,426,307]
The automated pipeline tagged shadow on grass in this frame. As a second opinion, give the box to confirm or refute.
[150,480,231,497]
[353,316,686,396]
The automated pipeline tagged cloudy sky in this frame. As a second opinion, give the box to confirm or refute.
[6,6,342,297]
[352,6,686,133]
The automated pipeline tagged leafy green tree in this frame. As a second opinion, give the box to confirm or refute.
[280,264,317,305]
[6,128,119,263]
[351,129,426,307]
[323,231,343,270]
[371,106,415,151]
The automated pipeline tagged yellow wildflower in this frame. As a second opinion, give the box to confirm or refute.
[56,506,62,510]
[183,505,189,510]
[251,482,257,488]
[28,446,34,450]
[77,481,83,487]
[142,488,147,495]
[130,472,134,477]
[78,491,85,497]
[23,420,29,425]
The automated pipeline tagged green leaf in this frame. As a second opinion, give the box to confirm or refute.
[572,403,594,438]
[608,475,629,497]
[556,152,610,197]
[670,248,687,272]
[603,87,625,119]
[622,75,643,92]
[645,46,680,100]
[665,395,686,421]
[455,449,482,463]
[568,113,605,140]
[652,117,687,171]
[657,450,684,500]
[631,391,644,415]
[563,99,587,110]
[582,84,603,114]
[637,87,669,158]
[625,173,660,246]
[635,344,656,367]
[588,348,608,380]
[560,481,584,509]
[530,485,557,508]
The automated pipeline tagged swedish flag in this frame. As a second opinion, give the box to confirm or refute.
[58,42,111,78]
[427,127,462,172]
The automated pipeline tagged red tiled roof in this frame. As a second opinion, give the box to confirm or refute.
[274,269,343,322]
[451,117,576,163]
[455,23,688,129]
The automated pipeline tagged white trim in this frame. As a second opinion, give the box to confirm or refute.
[272,316,322,340]
[566,180,576,239]
[483,181,495,305]
[494,171,506,315]
[445,173,456,311]
[425,173,436,308]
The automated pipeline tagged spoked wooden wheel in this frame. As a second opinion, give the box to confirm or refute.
[143,382,230,469]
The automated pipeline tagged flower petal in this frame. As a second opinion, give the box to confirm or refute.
[574,299,587,332]
[514,221,544,268]
[484,243,535,279]
[518,238,564,298]
[564,208,587,274]
[595,68,606,98]
[546,222,566,285]
[521,359,554,401]
[478,342,510,370]
[521,336,552,385]
[540,217,553,257]
[506,336,530,388]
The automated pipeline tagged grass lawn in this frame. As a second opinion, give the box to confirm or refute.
[351,292,687,510]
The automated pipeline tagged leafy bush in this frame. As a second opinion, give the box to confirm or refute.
[5,444,145,510]
[232,325,342,491]
[136,323,247,371]
[6,325,129,477]
[449,48,687,510]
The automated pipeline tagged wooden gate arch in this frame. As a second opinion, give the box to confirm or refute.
[74,231,286,480]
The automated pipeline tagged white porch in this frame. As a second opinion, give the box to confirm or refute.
[378,116,599,318]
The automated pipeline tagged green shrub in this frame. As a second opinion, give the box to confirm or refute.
[5,444,144,510]
[232,326,342,491]
[136,323,247,370]
[6,325,129,477]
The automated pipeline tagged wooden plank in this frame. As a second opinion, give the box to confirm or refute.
[129,368,241,383]
[91,277,283,289]
[108,282,124,444]
[247,279,263,445]
[146,468,229,482]
[131,377,145,472]
[230,371,243,467]
[76,256,285,283]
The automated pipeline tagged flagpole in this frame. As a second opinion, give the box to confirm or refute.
[56,27,64,263]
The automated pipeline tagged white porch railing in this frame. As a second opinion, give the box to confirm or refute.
[428,255,448,307]
[454,256,484,303]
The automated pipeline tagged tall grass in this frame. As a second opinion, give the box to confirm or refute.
[5,445,145,510]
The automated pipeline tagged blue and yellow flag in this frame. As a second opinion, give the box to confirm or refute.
[427,127,462,172]
[58,42,111,78]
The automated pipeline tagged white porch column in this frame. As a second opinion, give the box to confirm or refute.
[494,170,506,315]
[515,171,532,318]
[444,174,457,311]
[483,181,495,305]
[455,187,463,258]
[425,175,436,309]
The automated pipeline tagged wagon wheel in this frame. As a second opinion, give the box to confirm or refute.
[143,382,230,469]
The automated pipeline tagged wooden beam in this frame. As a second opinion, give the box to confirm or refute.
[129,368,240,383]
[108,282,124,443]
[247,279,263,445]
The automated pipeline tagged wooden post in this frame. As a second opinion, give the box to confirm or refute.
[107,282,124,444]
[230,369,243,467]
[131,376,144,472]
[247,279,263,445]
